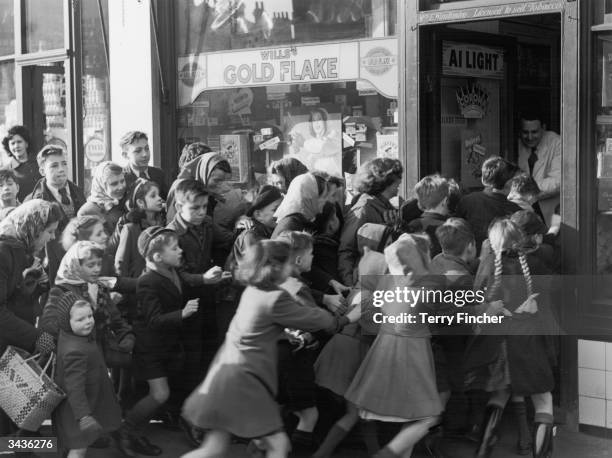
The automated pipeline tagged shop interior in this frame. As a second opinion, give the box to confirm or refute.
[418,13,561,189]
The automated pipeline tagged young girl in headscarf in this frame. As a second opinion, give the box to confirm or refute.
[466,218,555,458]
[53,299,126,458]
[344,233,443,458]
[40,241,134,358]
[271,172,329,238]
[78,161,127,252]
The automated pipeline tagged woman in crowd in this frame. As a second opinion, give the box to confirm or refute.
[267,157,309,193]
[338,158,403,286]
[0,199,62,435]
[78,161,128,252]
[1,125,41,200]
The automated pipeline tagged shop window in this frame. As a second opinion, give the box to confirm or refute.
[174,0,399,189]
[24,0,64,53]
[176,0,397,54]
[0,62,16,135]
[0,0,14,56]
[81,0,111,194]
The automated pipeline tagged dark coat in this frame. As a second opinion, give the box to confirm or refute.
[407,211,448,258]
[115,222,147,279]
[13,158,41,202]
[134,269,187,355]
[0,239,42,354]
[225,219,272,272]
[54,330,121,449]
[167,213,214,290]
[25,178,87,284]
[123,165,168,199]
[40,284,134,349]
[455,189,522,253]
[271,213,316,239]
[304,235,340,292]
[338,193,395,285]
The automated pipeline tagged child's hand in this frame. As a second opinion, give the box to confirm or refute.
[182,299,199,318]
[346,301,361,323]
[235,217,254,231]
[97,276,118,289]
[329,279,350,296]
[323,294,347,316]
[221,271,233,281]
[203,266,223,284]
[79,416,103,435]
[485,300,512,317]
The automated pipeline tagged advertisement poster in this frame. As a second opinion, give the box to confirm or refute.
[603,40,612,107]
[461,129,489,188]
[284,105,342,176]
[219,134,249,183]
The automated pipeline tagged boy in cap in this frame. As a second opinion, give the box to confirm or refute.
[121,226,199,456]
[507,173,541,214]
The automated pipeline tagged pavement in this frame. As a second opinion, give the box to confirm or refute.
[15,418,609,457]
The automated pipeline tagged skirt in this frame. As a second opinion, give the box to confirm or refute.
[182,362,282,439]
[345,334,442,422]
[314,330,371,397]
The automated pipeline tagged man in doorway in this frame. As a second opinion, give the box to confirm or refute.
[517,112,561,227]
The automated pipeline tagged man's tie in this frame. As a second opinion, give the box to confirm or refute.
[58,187,71,206]
[528,147,538,176]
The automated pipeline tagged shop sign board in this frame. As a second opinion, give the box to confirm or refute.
[178,38,398,106]
[418,0,564,25]
[443,42,504,79]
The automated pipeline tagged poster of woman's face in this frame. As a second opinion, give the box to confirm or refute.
[284,105,342,176]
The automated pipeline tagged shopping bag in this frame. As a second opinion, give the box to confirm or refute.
[0,346,65,431]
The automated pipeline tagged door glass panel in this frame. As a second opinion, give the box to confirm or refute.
[0,61,16,137]
[24,0,64,53]
[0,0,14,56]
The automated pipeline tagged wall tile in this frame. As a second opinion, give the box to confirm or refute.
[607,343,612,371]
[607,372,612,400]
[578,339,606,370]
[579,368,606,398]
[579,396,606,427]
[607,400,612,428]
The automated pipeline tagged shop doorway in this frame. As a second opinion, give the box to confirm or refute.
[419,13,561,187]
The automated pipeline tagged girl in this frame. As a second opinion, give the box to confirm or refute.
[344,233,443,458]
[78,161,127,253]
[115,178,165,279]
[40,241,134,360]
[267,157,308,193]
[466,218,555,458]
[181,240,360,458]
[53,299,128,458]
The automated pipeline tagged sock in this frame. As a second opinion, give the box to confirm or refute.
[533,412,554,453]
[359,420,380,455]
[511,401,531,447]
[313,424,350,458]
[125,396,163,432]
[374,445,400,458]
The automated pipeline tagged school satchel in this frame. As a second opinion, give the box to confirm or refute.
[0,346,65,431]
[102,329,132,368]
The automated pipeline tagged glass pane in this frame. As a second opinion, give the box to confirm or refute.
[81,0,110,195]
[420,0,472,11]
[25,0,64,53]
[176,0,397,54]
[0,0,14,56]
[0,61,17,166]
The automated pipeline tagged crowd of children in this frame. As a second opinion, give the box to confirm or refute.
[0,125,562,458]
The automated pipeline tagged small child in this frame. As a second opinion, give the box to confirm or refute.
[53,299,126,458]
[115,179,165,279]
[182,240,358,458]
[120,131,167,198]
[120,226,198,456]
[408,174,451,257]
[0,168,20,220]
[507,173,542,213]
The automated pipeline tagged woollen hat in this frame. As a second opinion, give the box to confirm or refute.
[137,226,175,258]
[246,185,283,217]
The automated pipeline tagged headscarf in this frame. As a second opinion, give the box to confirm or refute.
[357,223,391,255]
[384,233,431,278]
[88,161,124,211]
[177,152,230,189]
[273,173,321,222]
[55,241,103,286]
[0,199,53,251]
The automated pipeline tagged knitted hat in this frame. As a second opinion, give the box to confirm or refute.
[510,210,547,236]
[246,185,283,217]
[137,226,175,258]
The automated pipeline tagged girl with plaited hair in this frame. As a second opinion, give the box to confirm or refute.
[0,199,63,435]
[465,218,556,458]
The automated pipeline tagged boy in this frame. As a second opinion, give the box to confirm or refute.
[408,174,451,257]
[455,156,522,252]
[120,131,167,198]
[165,178,227,434]
[121,226,199,456]
[27,145,86,283]
[0,169,19,220]
[507,173,542,213]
